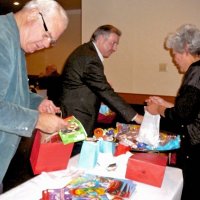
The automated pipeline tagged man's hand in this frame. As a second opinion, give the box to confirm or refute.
[35,113,68,134]
[134,114,143,124]
[38,99,60,114]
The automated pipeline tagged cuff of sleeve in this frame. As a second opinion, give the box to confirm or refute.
[131,114,138,121]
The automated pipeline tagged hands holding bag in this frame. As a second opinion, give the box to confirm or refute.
[36,99,68,134]
[30,102,75,175]
[137,110,160,148]
[36,112,68,134]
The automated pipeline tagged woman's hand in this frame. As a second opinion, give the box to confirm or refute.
[145,101,166,117]
[145,96,174,108]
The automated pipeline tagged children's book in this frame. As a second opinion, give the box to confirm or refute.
[66,173,136,199]
[42,187,72,200]
[59,116,87,144]
[41,173,136,199]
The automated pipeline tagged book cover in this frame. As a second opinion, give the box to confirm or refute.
[59,116,87,144]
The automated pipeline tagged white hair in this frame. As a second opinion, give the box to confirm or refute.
[23,0,68,29]
[165,24,200,55]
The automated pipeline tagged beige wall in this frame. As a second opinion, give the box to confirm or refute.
[82,0,200,96]
[27,1,200,96]
[26,10,81,75]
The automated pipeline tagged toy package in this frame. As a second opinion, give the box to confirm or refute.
[59,116,87,144]
[41,173,137,199]
[116,122,180,152]
[66,173,136,199]
[42,188,72,200]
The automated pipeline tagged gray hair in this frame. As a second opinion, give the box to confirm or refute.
[90,24,122,41]
[23,0,68,28]
[165,24,200,55]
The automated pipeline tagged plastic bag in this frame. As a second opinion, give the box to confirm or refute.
[137,110,160,148]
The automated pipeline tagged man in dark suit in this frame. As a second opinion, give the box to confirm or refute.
[59,25,143,141]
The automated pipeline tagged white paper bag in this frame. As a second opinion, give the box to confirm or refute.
[137,110,160,148]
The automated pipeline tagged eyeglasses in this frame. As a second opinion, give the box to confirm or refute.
[39,12,56,46]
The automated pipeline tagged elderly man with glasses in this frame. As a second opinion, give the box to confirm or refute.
[0,0,69,193]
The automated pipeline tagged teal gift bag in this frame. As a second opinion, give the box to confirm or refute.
[98,140,116,154]
[78,141,99,169]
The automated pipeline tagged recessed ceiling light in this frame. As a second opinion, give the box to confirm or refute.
[13,2,20,6]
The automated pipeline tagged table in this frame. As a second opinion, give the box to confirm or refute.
[0,154,183,200]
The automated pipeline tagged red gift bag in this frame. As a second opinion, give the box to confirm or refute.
[97,104,116,124]
[97,113,116,124]
[125,153,168,187]
[30,130,74,175]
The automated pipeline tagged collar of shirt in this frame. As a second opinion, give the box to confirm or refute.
[92,42,104,62]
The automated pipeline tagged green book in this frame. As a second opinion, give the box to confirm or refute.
[59,116,87,144]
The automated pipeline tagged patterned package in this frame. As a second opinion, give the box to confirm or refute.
[59,116,87,144]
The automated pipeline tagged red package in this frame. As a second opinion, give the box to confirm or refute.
[30,130,74,175]
[125,153,168,187]
[114,143,131,156]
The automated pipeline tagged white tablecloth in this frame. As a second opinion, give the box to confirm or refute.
[0,154,183,200]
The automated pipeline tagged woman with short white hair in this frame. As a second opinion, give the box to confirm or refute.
[146,24,200,200]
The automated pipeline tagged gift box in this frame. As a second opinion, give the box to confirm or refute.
[125,153,168,187]
[30,130,74,175]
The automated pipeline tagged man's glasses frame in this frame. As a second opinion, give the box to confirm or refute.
[39,12,56,46]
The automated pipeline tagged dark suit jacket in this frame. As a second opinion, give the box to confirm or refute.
[59,41,137,137]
